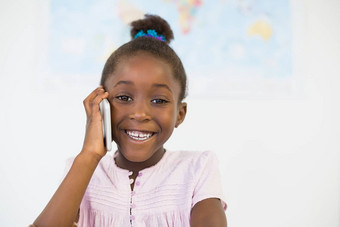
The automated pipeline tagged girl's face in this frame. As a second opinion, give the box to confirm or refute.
[105,53,187,164]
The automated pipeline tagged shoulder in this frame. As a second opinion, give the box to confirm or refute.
[91,154,117,182]
[163,150,218,173]
[97,154,115,170]
[165,150,217,165]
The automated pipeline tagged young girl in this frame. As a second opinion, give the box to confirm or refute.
[32,15,227,227]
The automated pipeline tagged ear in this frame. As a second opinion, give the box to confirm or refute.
[175,102,187,128]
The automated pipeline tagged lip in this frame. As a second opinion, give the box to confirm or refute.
[122,129,157,143]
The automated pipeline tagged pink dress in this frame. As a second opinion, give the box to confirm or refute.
[68,150,226,227]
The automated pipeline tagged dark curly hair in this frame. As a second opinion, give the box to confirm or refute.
[100,14,187,102]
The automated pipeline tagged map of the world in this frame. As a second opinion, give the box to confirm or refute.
[49,0,292,97]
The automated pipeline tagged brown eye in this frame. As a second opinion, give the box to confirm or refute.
[151,99,169,104]
[116,95,132,102]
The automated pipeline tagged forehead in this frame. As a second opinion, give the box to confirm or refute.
[105,53,180,95]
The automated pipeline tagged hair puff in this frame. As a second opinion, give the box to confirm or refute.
[130,14,174,44]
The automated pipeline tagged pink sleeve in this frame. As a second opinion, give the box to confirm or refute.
[191,151,227,210]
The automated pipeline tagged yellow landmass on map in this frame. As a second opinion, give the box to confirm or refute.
[248,20,272,40]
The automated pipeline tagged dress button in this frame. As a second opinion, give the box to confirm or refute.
[135,181,140,186]
[131,203,136,209]
[130,215,135,221]
[138,172,143,177]
[131,191,136,196]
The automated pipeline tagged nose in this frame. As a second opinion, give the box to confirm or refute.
[129,100,151,122]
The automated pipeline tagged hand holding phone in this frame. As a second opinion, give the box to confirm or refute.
[99,99,112,151]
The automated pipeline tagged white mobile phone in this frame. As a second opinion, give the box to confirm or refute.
[99,99,112,151]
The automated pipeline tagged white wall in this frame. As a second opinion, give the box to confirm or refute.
[0,0,339,226]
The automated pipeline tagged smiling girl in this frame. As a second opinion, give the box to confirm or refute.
[32,15,227,227]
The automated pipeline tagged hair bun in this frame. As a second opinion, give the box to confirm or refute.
[130,14,174,44]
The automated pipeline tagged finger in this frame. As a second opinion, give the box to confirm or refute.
[83,87,106,113]
[84,86,105,103]
[83,86,105,104]
[90,91,109,113]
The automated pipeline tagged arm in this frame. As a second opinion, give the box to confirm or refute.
[190,198,227,227]
[190,151,227,227]
[32,87,109,227]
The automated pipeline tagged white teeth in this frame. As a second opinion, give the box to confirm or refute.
[126,130,153,141]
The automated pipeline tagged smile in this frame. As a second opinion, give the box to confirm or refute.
[125,130,155,141]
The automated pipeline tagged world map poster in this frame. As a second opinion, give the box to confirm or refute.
[49,0,293,98]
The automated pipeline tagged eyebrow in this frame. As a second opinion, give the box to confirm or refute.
[113,80,134,87]
[152,83,172,93]
[114,80,172,93]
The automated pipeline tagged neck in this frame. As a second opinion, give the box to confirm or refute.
[115,148,166,172]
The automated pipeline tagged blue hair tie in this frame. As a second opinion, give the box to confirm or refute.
[134,29,166,42]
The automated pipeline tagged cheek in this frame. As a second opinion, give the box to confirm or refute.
[156,108,177,127]
[110,104,126,125]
